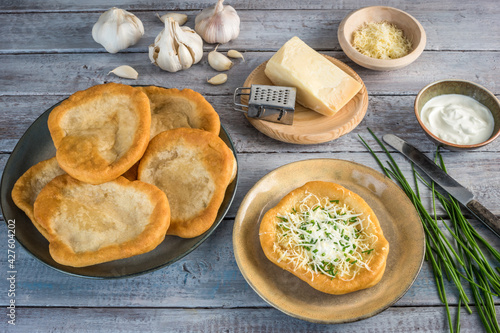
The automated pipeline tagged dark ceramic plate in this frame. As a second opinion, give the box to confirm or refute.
[0,99,238,279]
[233,159,424,323]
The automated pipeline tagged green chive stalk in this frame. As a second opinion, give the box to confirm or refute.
[360,129,500,333]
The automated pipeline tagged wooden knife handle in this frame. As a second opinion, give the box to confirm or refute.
[466,200,500,238]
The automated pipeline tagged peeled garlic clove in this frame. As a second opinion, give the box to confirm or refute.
[108,65,139,79]
[195,0,240,44]
[156,12,188,26]
[227,49,244,61]
[208,73,228,85]
[208,46,233,71]
[92,7,144,53]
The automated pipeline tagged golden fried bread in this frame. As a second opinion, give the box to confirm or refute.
[137,86,220,139]
[11,157,65,240]
[260,181,389,295]
[48,83,151,184]
[33,175,170,267]
[138,128,236,238]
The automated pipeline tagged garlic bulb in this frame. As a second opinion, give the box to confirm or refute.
[92,7,144,53]
[208,46,233,71]
[195,0,240,44]
[149,17,203,72]
[156,12,188,26]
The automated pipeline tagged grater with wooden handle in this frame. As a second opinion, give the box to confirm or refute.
[233,85,296,125]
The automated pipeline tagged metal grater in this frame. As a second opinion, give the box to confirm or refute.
[233,85,296,125]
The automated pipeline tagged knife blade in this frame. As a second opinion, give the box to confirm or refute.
[383,134,500,239]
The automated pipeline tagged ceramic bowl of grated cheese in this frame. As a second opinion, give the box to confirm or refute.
[338,6,426,71]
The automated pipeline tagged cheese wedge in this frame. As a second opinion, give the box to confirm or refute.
[264,36,362,116]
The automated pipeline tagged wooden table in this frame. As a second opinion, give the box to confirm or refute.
[1,0,499,331]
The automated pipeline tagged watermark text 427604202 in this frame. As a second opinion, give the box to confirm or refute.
[6,219,16,326]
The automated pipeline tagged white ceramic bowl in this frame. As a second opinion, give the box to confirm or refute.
[414,79,500,150]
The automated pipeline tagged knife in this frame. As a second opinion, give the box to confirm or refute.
[383,134,500,239]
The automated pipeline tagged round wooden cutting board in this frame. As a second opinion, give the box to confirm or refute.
[242,55,369,144]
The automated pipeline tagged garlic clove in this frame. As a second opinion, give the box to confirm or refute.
[108,65,139,79]
[92,7,144,54]
[178,43,194,69]
[156,12,188,26]
[208,73,228,85]
[208,46,233,71]
[195,0,240,44]
[227,49,245,61]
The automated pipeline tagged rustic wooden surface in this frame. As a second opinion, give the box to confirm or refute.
[0,0,499,331]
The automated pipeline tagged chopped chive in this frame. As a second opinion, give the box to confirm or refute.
[351,260,357,264]
[313,206,320,211]
[362,249,374,254]
[276,216,287,222]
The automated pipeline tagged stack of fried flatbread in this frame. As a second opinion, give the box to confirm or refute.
[12,83,236,267]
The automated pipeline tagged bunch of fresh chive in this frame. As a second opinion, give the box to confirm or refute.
[360,130,500,333]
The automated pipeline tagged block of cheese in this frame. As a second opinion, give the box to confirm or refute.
[264,36,362,116]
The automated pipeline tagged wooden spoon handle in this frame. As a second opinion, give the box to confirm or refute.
[466,200,500,239]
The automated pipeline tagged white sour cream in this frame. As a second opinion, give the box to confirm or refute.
[420,94,494,145]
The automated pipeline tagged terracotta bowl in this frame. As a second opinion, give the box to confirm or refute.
[338,6,426,71]
[414,79,500,150]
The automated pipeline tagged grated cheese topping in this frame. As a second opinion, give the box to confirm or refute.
[351,21,412,60]
[273,191,378,281]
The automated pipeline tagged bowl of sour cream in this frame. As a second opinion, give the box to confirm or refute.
[415,79,500,150]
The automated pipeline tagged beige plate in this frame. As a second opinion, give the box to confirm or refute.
[233,159,425,324]
[242,55,368,144]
